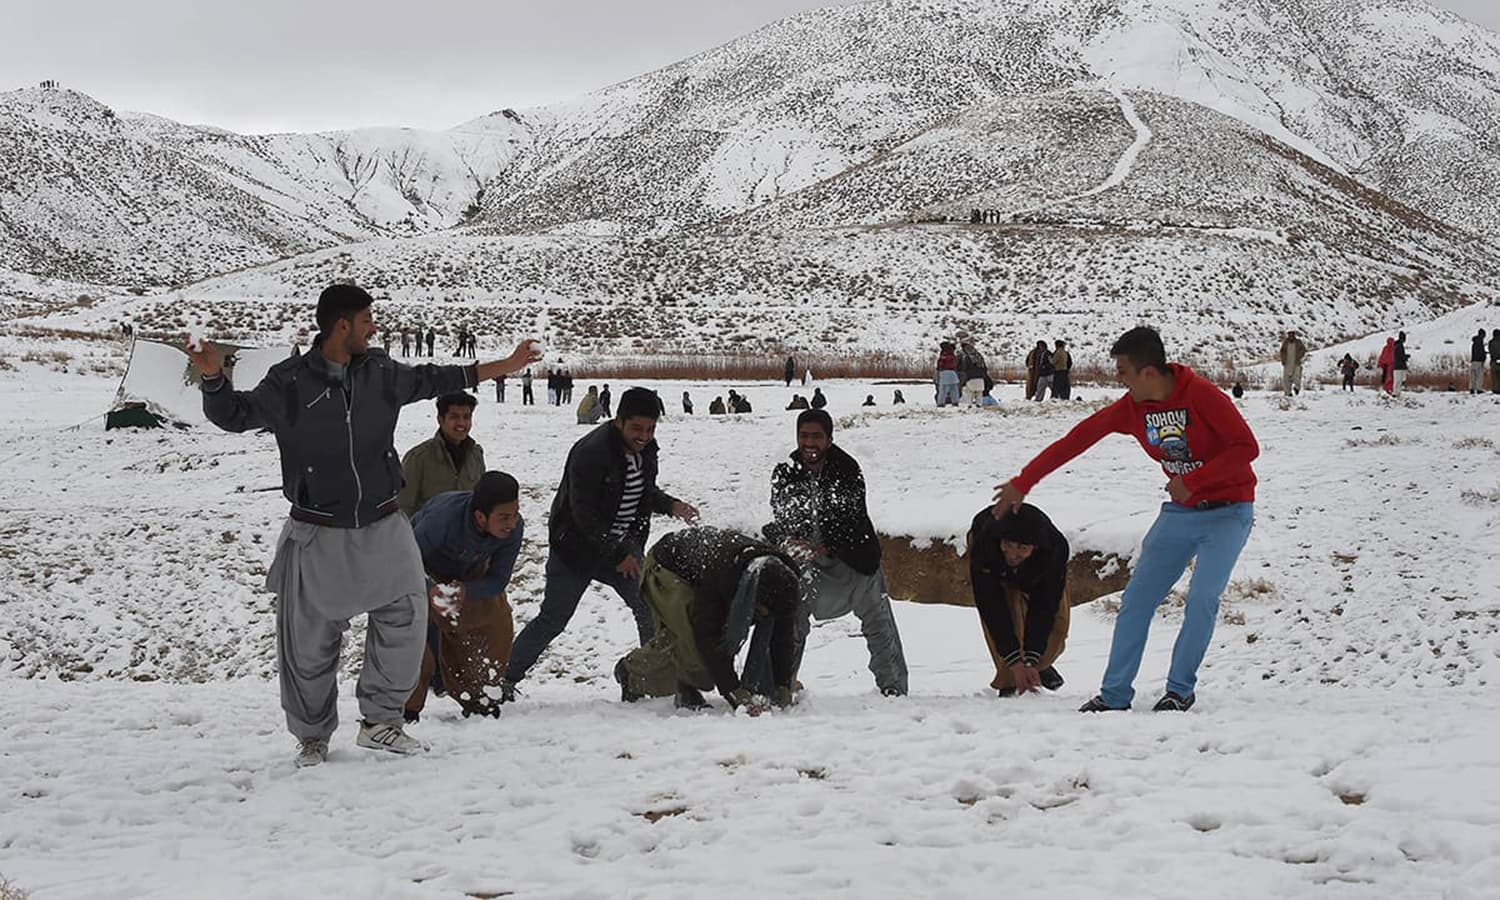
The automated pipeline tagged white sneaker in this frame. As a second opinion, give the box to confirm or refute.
[294,738,329,768]
[356,720,429,756]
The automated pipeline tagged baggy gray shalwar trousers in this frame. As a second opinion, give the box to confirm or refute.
[744,555,909,696]
[265,513,428,740]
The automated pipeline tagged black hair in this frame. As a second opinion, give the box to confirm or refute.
[616,387,660,421]
[437,392,477,416]
[994,504,1046,546]
[755,558,800,615]
[471,471,520,514]
[797,409,833,437]
[1109,326,1168,373]
[315,283,374,334]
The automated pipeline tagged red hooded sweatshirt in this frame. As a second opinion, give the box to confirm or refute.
[1011,364,1258,506]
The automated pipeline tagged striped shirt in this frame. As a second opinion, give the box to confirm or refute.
[609,452,645,537]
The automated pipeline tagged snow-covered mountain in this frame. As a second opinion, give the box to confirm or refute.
[466,0,1500,236]
[46,86,1495,367]
[0,86,530,286]
[5,0,1500,359]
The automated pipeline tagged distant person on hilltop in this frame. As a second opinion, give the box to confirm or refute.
[1470,329,1487,395]
[810,387,828,410]
[577,385,602,426]
[599,384,612,418]
[400,329,411,358]
[186,283,539,766]
[958,335,990,407]
[682,391,694,414]
[1338,353,1359,392]
[757,409,908,698]
[727,390,751,413]
[1279,330,1307,397]
[935,341,961,406]
[1025,340,1048,401]
[786,394,809,410]
[784,356,796,387]
[1489,329,1500,394]
[994,326,1258,714]
[1050,340,1073,400]
[494,374,505,403]
[1377,337,1395,394]
[892,390,906,405]
[967,503,1070,697]
[521,368,534,405]
[1032,342,1055,401]
[1393,331,1409,397]
[425,328,436,358]
[709,396,727,415]
[862,394,877,407]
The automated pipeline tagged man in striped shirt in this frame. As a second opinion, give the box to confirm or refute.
[501,388,699,700]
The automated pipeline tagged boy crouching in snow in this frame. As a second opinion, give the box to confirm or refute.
[403,472,524,722]
[966,503,1070,697]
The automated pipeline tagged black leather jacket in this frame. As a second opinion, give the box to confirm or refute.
[549,422,680,567]
[764,444,882,575]
[201,338,474,528]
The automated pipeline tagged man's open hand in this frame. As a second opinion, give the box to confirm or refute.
[186,338,223,378]
[992,480,1025,518]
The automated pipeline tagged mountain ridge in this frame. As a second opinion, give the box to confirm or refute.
[4,0,1500,360]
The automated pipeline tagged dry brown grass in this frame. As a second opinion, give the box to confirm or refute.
[12,324,120,342]
[0,875,30,900]
[580,351,927,380]
[20,349,72,368]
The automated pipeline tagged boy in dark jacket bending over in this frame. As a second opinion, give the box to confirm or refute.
[615,527,800,712]
[404,472,524,722]
[966,503,1070,697]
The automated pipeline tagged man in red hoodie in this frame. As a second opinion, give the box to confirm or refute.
[994,326,1257,713]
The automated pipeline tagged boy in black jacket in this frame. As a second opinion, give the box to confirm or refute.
[501,388,698,700]
[758,409,908,696]
[967,504,1071,696]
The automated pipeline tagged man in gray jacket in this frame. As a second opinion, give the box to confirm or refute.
[188,284,539,767]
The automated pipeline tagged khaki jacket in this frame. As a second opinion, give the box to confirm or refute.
[398,430,486,517]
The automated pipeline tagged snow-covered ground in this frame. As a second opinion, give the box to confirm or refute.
[2,333,1499,899]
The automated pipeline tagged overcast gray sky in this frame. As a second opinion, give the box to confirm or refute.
[3,0,1497,134]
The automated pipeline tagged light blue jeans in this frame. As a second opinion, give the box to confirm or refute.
[936,371,961,406]
[1099,502,1254,707]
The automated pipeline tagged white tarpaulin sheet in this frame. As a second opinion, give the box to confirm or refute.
[115,340,294,425]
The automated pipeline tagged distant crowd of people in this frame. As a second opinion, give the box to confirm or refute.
[1282,328,1500,397]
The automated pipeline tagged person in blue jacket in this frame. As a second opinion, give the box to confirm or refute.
[404,472,525,721]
